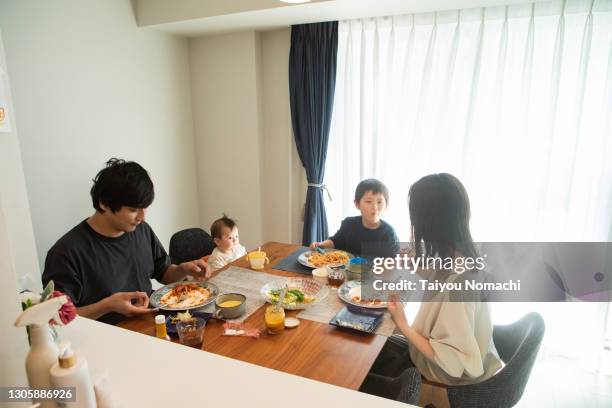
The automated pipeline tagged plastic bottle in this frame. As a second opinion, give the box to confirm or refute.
[14,296,67,408]
[49,341,96,408]
[155,314,170,340]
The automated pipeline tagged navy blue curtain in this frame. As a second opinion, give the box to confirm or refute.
[289,21,338,246]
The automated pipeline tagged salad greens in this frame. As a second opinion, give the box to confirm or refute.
[268,288,313,306]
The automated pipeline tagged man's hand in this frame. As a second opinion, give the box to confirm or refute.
[179,259,210,280]
[105,291,154,317]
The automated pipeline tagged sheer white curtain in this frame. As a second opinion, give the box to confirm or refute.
[326,0,612,370]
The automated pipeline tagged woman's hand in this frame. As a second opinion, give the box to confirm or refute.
[388,295,435,361]
[387,294,408,327]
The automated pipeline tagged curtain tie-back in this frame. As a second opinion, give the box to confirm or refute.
[307,183,333,201]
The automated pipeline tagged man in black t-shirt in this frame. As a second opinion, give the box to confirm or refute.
[42,158,209,325]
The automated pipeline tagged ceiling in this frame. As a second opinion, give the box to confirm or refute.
[133,0,545,37]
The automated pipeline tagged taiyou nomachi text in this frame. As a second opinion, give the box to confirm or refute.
[372,279,522,292]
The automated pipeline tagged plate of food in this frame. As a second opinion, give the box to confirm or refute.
[338,280,387,309]
[260,278,329,310]
[150,281,219,311]
[297,249,352,268]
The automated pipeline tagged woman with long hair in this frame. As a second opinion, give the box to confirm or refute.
[364,173,502,392]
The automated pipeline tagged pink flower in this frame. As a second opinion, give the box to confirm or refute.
[49,291,77,325]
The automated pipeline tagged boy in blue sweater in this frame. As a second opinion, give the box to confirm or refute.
[310,179,399,257]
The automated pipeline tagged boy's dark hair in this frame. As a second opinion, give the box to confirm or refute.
[354,179,390,204]
[90,158,154,213]
[408,173,478,260]
[210,214,237,240]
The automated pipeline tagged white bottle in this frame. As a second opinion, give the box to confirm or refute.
[14,296,67,408]
[49,341,97,408]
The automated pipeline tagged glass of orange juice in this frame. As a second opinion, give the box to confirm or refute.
[265,305,285,335]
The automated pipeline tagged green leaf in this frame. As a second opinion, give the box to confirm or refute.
[41,280,54,301]
[289,289,305,302]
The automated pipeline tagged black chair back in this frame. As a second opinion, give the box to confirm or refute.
[446,312,545,408]
[169,228,215,265]
[360,367,422,405]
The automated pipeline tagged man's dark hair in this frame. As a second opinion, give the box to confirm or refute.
[90,158,154,213]
[354,178,390,204]
[210,214,237,240]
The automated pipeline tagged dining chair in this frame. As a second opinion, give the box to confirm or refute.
[169,228,215,265]
[432,312,546,408]
[360,365,422,405]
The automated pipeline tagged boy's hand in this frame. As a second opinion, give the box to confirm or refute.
[309,242,321,250]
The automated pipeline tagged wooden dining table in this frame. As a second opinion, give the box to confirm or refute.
[118,241,388,390]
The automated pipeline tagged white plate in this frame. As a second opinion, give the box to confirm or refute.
[150,281,219,311]
[337,280,387,309]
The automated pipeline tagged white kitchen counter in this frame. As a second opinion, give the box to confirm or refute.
[59,317,415,408]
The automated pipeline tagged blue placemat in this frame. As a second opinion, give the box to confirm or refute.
[330,307,383,333]
[272,247,312,275]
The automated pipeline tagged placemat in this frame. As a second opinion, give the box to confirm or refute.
[297,289,397,337]
[272,246,313,275]
[198,266,285,322]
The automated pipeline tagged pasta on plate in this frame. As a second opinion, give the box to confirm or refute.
[307,251,350,267]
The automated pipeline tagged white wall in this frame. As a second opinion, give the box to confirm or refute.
[0,0,310,287]
[189,29,306,249]
[189,31,265,250]
[0,0,201,279]
[260,28,307,245]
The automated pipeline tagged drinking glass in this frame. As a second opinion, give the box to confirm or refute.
[176,317,206,348]
[265,305,285,335]
[327,267,346,289]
